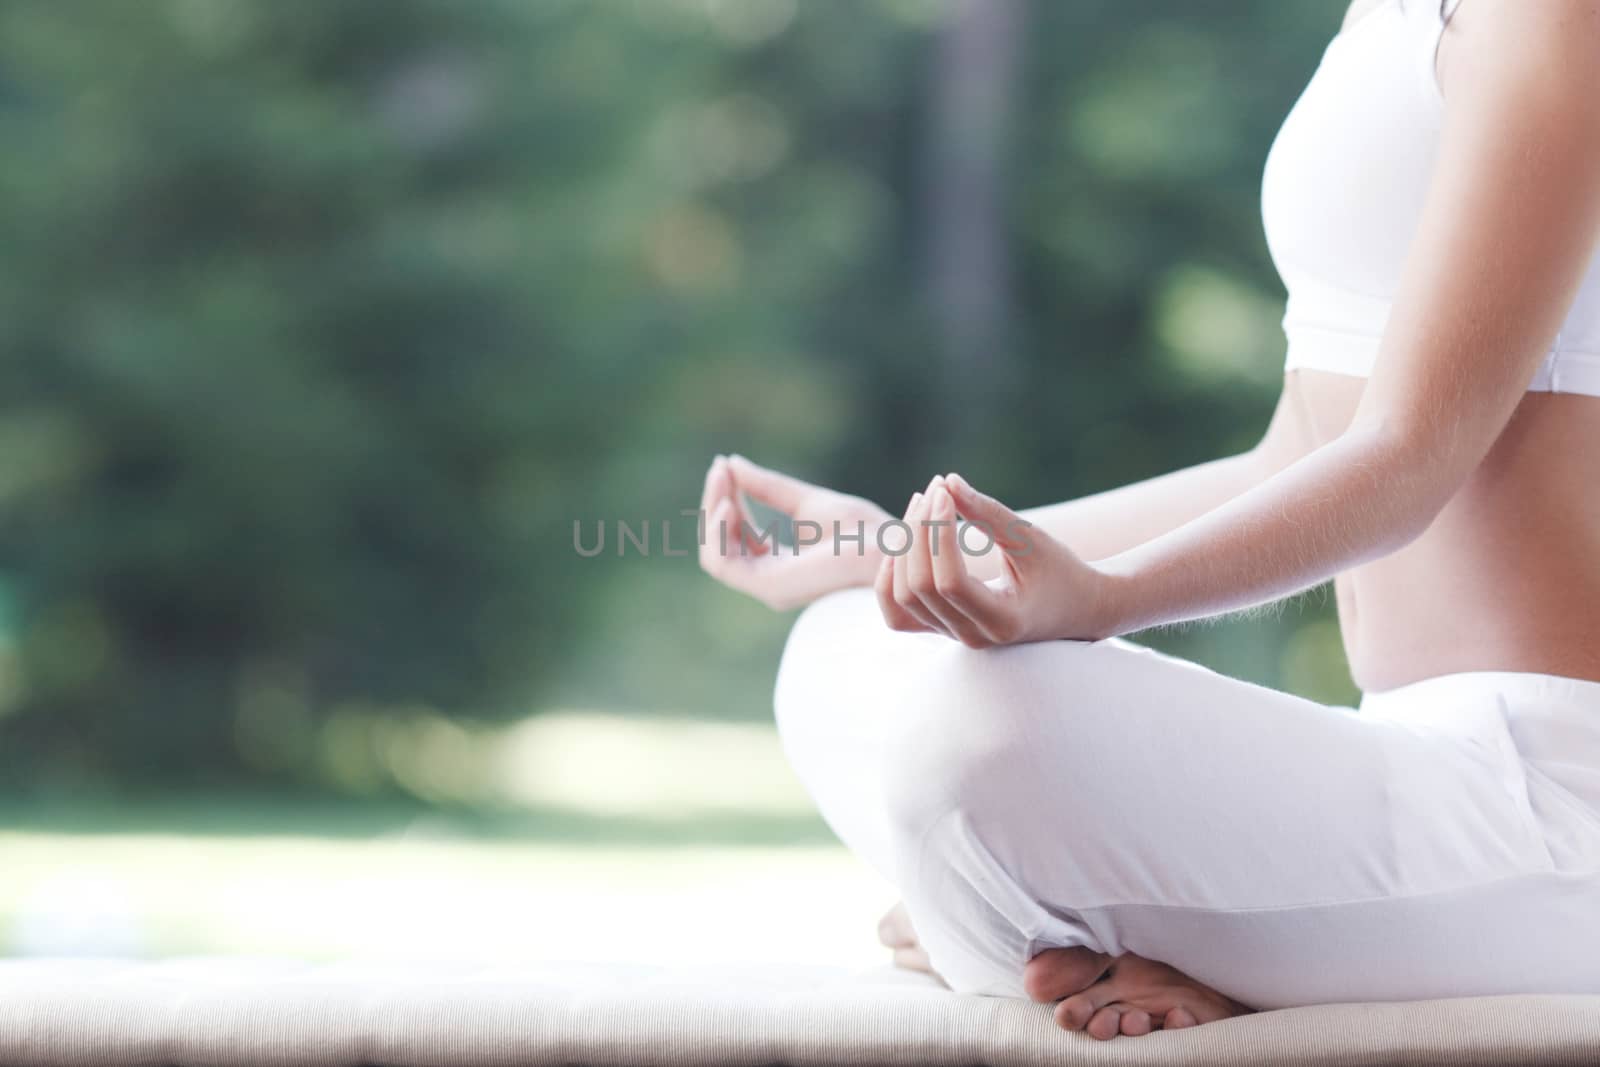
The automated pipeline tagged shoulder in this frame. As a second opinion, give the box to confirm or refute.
[1446,1,1600,87]
[1442,0,1600,124]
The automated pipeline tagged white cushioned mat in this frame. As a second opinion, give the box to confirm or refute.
[1,958,1598,1067]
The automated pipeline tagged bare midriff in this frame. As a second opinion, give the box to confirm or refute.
[1283,368,1600,693]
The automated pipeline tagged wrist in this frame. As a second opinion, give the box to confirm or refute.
[1083,555,1142,640]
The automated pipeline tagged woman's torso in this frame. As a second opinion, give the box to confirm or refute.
[1264,0,1600,692]
[1286,370,1600,693]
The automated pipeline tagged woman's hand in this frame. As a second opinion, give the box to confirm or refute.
[698,454,890,611]
[875,473,1118,647]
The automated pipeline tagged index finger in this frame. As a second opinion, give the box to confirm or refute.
[930,501,1008,643]
[727,454,813,513]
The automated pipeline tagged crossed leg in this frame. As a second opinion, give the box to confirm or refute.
[877,900,1246,1038]
[777,589,1575,1036]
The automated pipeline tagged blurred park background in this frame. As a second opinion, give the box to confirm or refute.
[0,0,1353,964]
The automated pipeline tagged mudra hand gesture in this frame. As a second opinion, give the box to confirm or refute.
[873,473,1112,647]
[696,454,889,611]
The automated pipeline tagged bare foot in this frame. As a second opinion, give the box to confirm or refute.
[876,902,941,980]
[1024,948,1251,1040]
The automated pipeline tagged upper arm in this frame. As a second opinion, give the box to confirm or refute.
[1353,0,1600,488]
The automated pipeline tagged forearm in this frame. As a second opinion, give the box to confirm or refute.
[959,449,1268,582]
[1024,451,1268,559]
[1092,424,1450,636]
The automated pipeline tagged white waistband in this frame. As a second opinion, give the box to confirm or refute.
[1360,669,1600,723]
[1286,333,1600,397]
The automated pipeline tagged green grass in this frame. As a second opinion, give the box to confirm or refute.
[0,793,837,847]
[0,822,892,967]
[0,715,896,968]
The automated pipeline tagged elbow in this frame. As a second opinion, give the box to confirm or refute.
[1340,416,1463,553]
[1377,495,1448,558]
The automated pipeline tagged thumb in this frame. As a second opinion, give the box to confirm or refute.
[943,473,1036,559]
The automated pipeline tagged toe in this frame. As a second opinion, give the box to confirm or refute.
[877,903,915,949]
[1164,1006,1197,1030]
[1051,964,1122,1031]
[1087,1005,1122,1041]
[1120,1008,1153,1037]
[1056,994,1095,1031]
[1022,947,1111,1003]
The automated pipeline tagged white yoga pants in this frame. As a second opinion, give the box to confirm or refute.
[774,588,1600,1009]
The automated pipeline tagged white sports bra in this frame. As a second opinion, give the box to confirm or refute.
[1261,0,1600,394]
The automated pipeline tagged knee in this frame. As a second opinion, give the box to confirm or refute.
[879,638,1127,846]
[772,589,872,740]
[879,645,1048,846]
[771,587,902,794]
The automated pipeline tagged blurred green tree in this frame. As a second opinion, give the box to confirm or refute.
[0,0,1349,796]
